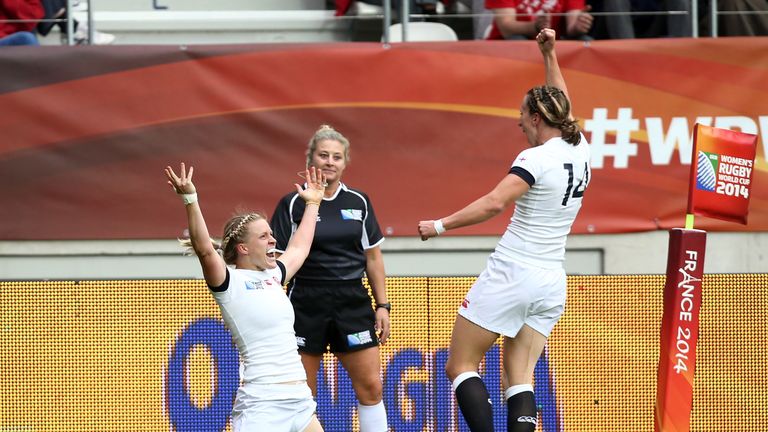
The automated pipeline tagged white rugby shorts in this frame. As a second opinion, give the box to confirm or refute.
[231,381,317,432]
[458,252,567,338]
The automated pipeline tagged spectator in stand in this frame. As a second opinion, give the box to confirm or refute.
[485,0,593,40]
[36,0,115,45]
[587,0,692,39]
[0,0,43,46]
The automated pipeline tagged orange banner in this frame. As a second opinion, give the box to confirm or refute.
[0,39,766,240]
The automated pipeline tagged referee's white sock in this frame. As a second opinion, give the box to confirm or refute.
[358,400,388,432]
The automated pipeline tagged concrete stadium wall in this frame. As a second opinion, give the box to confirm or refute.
[0,231,765,280]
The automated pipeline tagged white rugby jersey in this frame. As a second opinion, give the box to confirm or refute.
[495,133,591,269]
[209,262,307,384]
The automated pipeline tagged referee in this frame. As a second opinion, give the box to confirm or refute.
[271,125,390,432]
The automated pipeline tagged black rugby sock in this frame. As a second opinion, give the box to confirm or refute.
[506,389,537,432]
[454,373,494,432]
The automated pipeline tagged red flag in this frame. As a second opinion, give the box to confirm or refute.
[687,124,758,224]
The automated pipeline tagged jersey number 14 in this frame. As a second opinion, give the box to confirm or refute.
[562,162,589,206]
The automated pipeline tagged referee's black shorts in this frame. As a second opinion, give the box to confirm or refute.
[288,278,378,354]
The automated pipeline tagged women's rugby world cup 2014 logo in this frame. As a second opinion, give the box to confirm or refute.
[696,151,718,192]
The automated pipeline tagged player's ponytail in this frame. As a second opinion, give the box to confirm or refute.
[559,118,581,145]
[527,86,581,145]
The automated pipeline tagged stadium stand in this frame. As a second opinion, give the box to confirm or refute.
[39,0,353,45]
[24,0,768,46]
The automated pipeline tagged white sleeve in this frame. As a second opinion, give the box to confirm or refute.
[510,148,544,185]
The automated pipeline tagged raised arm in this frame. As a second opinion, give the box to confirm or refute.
[277,167,326,280]
[418,173,530,240]
[536,28,573,119]
[165,163,227,287]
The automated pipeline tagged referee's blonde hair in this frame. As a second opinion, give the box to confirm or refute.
[526,86,581,145]
[306,124,351,168]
